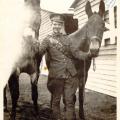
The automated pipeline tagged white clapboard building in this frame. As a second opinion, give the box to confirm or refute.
[70,0,117,97]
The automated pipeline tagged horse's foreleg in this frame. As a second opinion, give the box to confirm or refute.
[50,94,53,109]
[79,85,85,120]
[4,85,8,112]
[31,83,38,112]
[79,73,88,120]
[31,72,39,113]
[8,72,19,120]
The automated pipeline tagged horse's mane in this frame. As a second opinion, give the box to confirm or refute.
[68,23,87,40]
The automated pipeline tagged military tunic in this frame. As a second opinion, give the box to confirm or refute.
[39,33,77,79]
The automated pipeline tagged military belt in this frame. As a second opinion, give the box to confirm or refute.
[49,37,72,59]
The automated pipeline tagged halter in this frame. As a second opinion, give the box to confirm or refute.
[88,35,101,72]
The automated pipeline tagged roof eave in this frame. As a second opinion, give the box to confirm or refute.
[70,0,80,8]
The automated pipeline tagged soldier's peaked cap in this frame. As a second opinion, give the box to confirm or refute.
[50,13,64,23]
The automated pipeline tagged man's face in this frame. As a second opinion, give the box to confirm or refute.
[51,21,63,34]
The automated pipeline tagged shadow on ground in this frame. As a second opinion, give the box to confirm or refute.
[4,101,54,120]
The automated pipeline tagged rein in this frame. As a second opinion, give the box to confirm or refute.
[89,35,101,71]
[93,58,96,71]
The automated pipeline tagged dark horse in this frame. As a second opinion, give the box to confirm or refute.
[68,0,106,119]
[4,0,41,119]
[46,0,106,120]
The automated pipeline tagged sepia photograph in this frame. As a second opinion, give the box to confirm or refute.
[0,0,119,120]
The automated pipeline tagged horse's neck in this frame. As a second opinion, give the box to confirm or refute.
[72,25,87,38]
[69,25,90,52]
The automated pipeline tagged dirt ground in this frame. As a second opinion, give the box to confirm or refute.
[4,74,116,120]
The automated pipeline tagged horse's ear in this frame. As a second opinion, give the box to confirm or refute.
[98,0,105,17]
[85,1,93,18]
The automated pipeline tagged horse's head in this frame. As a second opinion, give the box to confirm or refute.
[22,0,41,57]
[24,0,41,39]
[25,0,40,6]
[85,0,105,57]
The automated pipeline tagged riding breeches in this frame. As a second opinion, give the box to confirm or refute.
[47,76,78,120]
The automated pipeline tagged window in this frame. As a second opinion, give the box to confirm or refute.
[104,10,109,24]
[114,6,117,28]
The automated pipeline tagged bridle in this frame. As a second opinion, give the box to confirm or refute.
[89,36,102,71]
[90,36,101,45]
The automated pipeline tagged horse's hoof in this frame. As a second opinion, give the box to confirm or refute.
[10,116,15,120]
[10,112,16,120]
[79,114,85,120]
[34,105,39,114]
[79,117,85,120]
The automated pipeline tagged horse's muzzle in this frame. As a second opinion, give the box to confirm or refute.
[90,49,99,57]
[90,38,100,57]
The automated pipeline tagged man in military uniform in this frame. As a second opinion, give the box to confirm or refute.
[39,13,90,120]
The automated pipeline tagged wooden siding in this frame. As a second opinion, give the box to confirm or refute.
[72,0,117,97]
[117,0,120,118]
[86,45,117,97]
[39,9,53,40]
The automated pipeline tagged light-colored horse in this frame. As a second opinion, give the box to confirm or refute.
[3,0,41,119]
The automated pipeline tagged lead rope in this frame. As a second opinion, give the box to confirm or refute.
[93,58,96,71]
[83,60,86,100]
